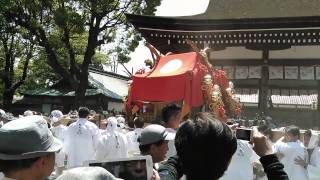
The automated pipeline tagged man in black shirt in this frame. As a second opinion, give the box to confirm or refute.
[158,112,288,180]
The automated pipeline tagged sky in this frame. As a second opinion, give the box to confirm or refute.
[113,0,209,76]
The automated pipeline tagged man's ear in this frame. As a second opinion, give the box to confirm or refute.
[33,156,46,169]
[149,144,156,154]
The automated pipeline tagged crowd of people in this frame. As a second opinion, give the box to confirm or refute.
[0,104,319,180]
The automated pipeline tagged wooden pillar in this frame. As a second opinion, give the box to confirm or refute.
[259,49,269,113]
[318,81,320,111]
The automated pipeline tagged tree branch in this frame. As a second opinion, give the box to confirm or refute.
[120,63,132,77]
[98,0,120,19]
[11,42,34,90]
[5,8,78,87]
[8,35,15,85]
[1,38,11,88]
[99,0,133,32]
[61,24,81,79]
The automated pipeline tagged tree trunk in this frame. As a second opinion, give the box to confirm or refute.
[74,23,99,108]
[3,89,14,111]
[74,71,88,108]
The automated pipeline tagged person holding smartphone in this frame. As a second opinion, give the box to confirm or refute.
[158,112,289,180]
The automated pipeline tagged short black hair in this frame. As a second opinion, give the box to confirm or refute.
[0,157,40,175]
[285,125,300,137]
[134,117,144,128]
[175,112,237,180]
[304,129,312,137]
[78,107,90,118]
[139,139,165,155]
[258,125,272,137]
[161,104,181,123]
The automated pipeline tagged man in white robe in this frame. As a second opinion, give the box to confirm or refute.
[64,107,99,168]
[99,119,108,135]
[161,104,182,159]
[220,140,259,180]
[50,110,68,176]
[116,116,128,134]
[273,125,308,180]
[95,117,128,160]
[126,117,144,156]
[295,130,320,180]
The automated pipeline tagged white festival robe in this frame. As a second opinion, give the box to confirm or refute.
[165,128,177,159]
[64,118,99,168]
[220,140,259,180]
[126,128,142,156]
[307,142,320,180]
[273,140,308,180]
[51,124,68,167]
[95,118,128,160]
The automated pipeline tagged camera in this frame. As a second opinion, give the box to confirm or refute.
[236,128,252,141]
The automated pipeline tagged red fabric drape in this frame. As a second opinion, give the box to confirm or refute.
[128,52,208,108]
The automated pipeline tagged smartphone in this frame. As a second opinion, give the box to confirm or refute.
[236,128,252,141]
[84,155,153,180]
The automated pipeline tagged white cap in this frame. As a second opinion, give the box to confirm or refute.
[117,116,125,124]
[50,110,63,123]
[0,109,6,117]
[24,110,34,117]
[138,124,175,145]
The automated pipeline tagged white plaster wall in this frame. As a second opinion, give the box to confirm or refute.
[108,102,124,112]
[270,46,320,59]
[209,47,262,59]
[209,46,320,59]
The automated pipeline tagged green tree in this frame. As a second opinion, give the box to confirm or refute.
[1,0,161,107]
[0,16,35,110]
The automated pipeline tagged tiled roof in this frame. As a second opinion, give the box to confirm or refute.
[89,71,129,97]
[22,88,123,100]
[22,69,129,100]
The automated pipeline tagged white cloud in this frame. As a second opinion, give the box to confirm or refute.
[156,0,209,16]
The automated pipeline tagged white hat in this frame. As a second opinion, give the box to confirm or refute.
[138,124,175,145]
[117,116,125,124]
[24,110,34,116]
[50,110,63,123]
[0,109,5,117]
[0,115,62,160]
[56,167,118,180]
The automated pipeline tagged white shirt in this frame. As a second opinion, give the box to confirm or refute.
[220,140,258,180]
[51,124,67,141]
[51,124,68,167]
[126,128,142,156]
[165,128,176,159]
[307,146,320,180]
[95,118,128,160]
[99,129,107,135]
[0,175,16,180]
[64,118,99,168]
[273,140,308,180]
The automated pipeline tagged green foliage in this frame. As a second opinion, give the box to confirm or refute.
[53,6,86,34]
[23,50,60,89]
[0,0,161,105]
